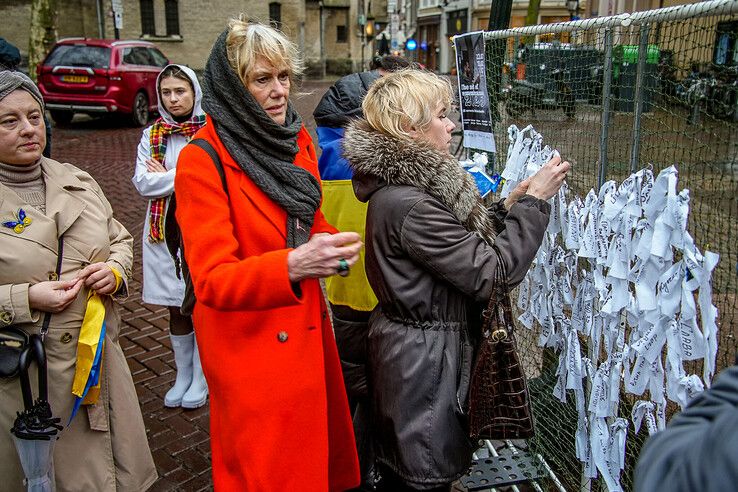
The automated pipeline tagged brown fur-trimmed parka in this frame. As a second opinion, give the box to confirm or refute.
[343,120,551,489]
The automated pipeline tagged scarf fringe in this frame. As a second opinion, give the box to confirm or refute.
[147,115,206,243]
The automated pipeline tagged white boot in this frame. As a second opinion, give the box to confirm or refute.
[164,333,194,408]
[182,339,208,409]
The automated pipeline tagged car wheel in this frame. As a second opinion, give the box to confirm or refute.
[130,92,149,127]
[50,110,74,126]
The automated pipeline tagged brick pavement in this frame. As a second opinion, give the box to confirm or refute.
[51,80,334,491]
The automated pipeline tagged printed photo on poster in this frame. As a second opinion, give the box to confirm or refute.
[454,32,496,153]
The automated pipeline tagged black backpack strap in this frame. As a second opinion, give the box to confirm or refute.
[189,138,229,196]
[164,138,228,268]
[176,138,230,316]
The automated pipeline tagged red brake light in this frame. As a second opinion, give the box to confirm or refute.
[107,69,122,81]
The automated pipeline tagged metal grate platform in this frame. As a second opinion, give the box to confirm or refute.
[461,450,547,491]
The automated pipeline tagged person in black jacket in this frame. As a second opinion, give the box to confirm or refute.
[313,57,410,399]
[314,56,410,181]
[313,54,410,489]
[0,37,21,70]
[313,56,412,400]
[635,364,738,492]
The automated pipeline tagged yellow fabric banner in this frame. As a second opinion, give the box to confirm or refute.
[321,180,378,312]
[71,291,105,403]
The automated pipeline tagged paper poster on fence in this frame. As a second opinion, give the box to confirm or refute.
[454,31,496,153]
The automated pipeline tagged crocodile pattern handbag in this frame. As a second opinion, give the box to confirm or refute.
[469,247,535,441]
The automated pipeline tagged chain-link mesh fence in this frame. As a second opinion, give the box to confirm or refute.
[455,1,738,490]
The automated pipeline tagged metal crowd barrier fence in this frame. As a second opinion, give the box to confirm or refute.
[460,1,738,490]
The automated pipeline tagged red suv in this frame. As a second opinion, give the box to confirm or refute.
[37,38,169,126]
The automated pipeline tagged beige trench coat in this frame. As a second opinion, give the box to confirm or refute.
[0,158,156,491]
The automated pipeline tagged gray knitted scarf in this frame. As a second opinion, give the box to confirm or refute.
[202,30,321,248]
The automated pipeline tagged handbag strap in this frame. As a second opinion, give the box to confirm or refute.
[493,245,516,334]
[40,234,64,340]
[481,245,515,339]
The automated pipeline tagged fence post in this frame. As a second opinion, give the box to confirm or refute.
[598,28,614,189]
[485,0,513,173]
[630,23,651,173]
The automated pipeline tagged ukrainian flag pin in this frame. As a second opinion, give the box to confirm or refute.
[2,208,32,234]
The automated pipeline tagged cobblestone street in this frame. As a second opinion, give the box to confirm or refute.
[51,81,335,491]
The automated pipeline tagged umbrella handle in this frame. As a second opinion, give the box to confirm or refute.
[30,335,48,402]
[17,347,34,411]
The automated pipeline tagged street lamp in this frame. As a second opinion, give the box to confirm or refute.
[365,19,375,40]
[362,16,376,71]
[566,0,580,20]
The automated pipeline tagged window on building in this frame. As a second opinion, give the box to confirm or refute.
[418,23,439,71]
[269,2,282,29]
[714,21,738,66]
[140,0,155,36]
[540,16,571,43]
[337,25,347,43]
[165,0,180,36]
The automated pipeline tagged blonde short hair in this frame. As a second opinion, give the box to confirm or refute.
[226,15,304,86]
[361,69,455,140]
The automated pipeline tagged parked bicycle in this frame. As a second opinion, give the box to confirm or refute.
[707,65,738,121]
[676,63,737,123]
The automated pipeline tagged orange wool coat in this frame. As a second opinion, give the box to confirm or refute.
[175,118,360,491]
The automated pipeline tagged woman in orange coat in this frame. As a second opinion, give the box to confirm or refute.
[174,18,362,491]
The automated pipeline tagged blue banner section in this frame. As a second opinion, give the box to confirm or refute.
[317,126,354,180]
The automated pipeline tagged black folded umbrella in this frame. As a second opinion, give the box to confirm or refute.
[10,335,62,492]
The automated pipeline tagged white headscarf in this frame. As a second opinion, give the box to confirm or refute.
[155,64,204,124]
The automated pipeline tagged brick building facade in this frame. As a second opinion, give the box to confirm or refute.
[0,0,379,74]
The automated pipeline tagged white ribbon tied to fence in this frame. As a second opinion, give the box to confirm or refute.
[501,124,720,491]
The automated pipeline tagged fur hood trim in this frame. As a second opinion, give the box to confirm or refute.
[343,120,496,244]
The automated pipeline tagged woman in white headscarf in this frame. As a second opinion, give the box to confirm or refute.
[132,64,208,408]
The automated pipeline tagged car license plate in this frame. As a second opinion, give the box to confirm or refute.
[61,75,88,83]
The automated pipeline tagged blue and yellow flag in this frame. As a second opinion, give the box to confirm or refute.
[321,180,378,312]
[69,292,107,423]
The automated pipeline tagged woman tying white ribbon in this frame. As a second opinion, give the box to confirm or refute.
[343,69,569,491]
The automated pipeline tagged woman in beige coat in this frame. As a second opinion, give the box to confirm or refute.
[0,71,156,490]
